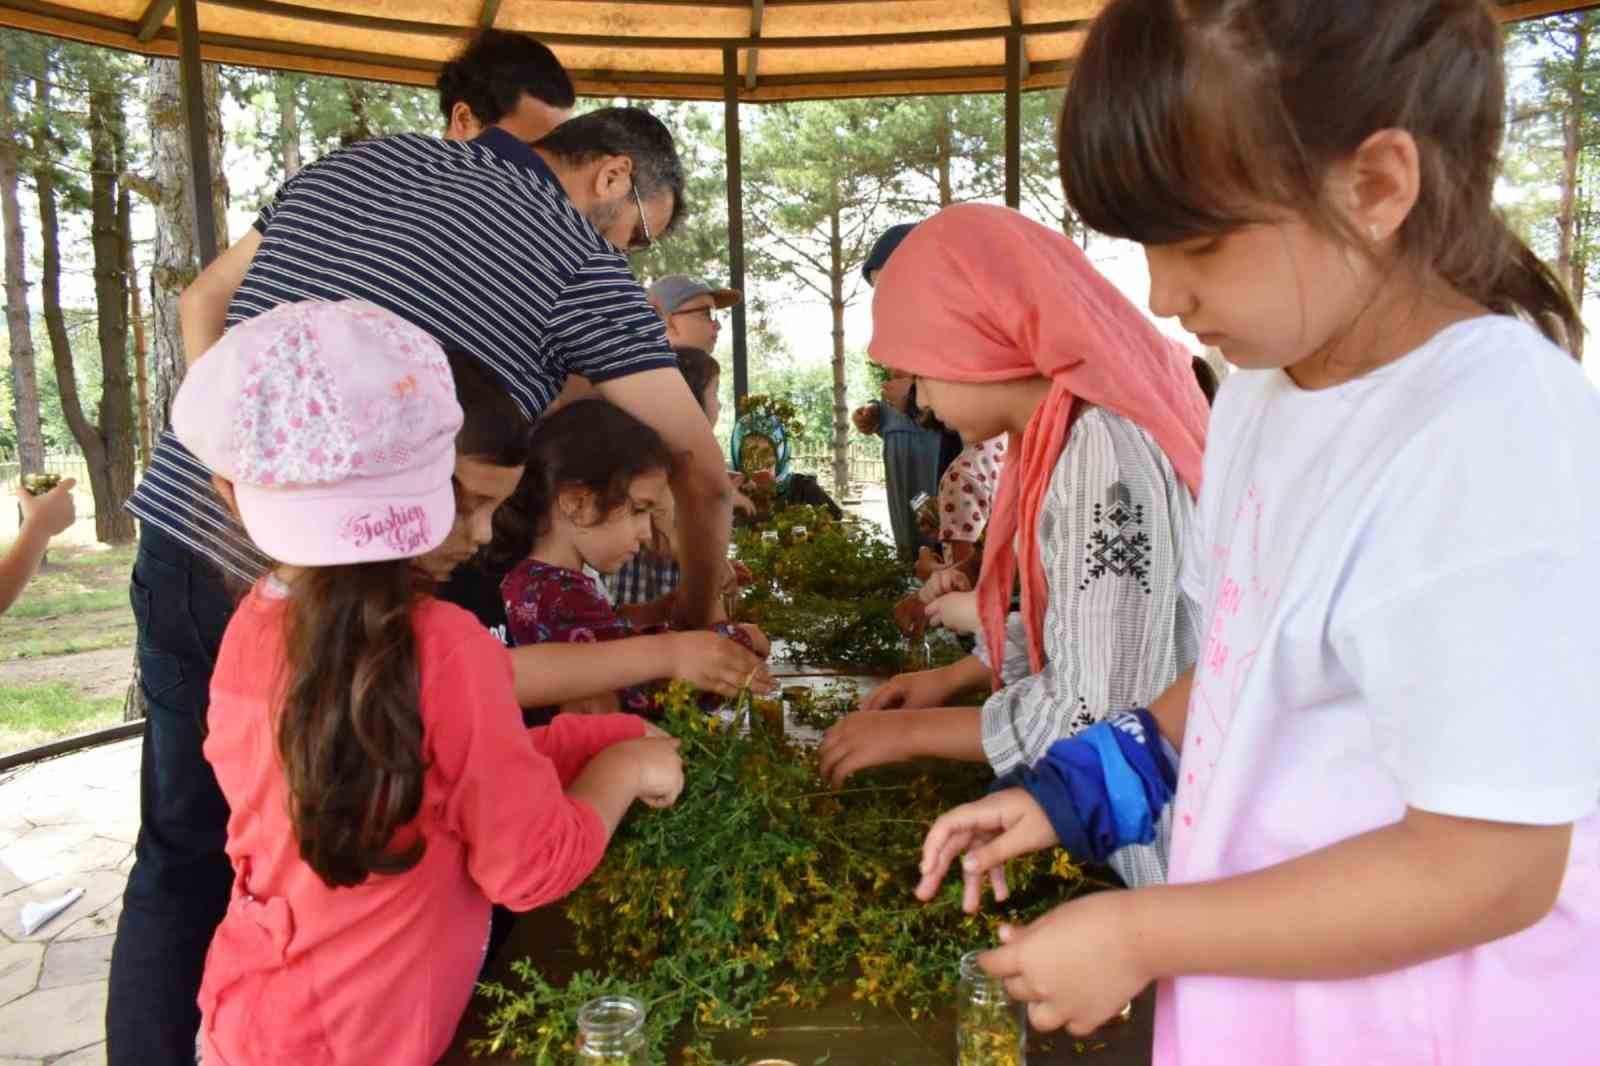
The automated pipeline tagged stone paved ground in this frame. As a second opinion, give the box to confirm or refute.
[0,737,141,1066]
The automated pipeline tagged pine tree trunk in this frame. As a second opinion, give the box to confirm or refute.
[276,74,302,178]
[127,218,150,468]
[145,58,228,442]
[936,106,953,207]
[0,71,43,474]
[828,206,849,500]
[1557,20,1588,300]
[85,77,137,544]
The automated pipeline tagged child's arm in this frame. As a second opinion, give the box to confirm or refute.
[428,623,682,910]
[510,630,769,706]
[980,809,1573,1035]
[0,481,76,616]
[914,709,1177,905]
[528,712,648,784]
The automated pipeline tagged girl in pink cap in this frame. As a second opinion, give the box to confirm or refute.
[914,2,1600,1064]
[818,202,1210,891]
[171,299,683,1066]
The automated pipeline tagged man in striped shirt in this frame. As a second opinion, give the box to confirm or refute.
[108,96,741,1064]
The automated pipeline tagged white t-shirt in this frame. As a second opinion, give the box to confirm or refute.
[1160,316,1600,1066]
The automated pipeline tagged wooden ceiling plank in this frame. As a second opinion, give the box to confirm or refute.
[136,0,177,42]
[744,0,764,90]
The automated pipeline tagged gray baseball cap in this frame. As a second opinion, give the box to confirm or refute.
[647,274,742,313]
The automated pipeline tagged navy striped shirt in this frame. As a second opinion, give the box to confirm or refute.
[127,128,677,581]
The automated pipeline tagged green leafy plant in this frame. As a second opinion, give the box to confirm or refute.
[474,682,1082,1065]
[730,505,963,672]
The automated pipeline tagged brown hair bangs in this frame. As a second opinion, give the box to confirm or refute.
[1059,0,1294,246]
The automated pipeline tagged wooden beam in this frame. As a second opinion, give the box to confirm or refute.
[204,1,1089,51]
[1005,30,1021,209]
[176,0,218,266]
[724,48,748,405]
[479,0,501,29]
[135,0,175,43]
[1497,0,1600,20]
[744,0,764,92]
[1007,0,1031,80]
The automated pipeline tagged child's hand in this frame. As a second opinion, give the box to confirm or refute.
[916,789,1059,911]
[640,721,671,739]
[918,566,971,603]
[17,479,76,537]
[861,668,953,711]
[926,590,980,634]
[818,709,915,786]
[851,404,881,435]
[620,736,684,808]
[893,591,927,637]
[981,893,1149,1036]
[668,631,773,697]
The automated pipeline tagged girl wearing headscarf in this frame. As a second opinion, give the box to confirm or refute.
[817,204,1208,888]
[730,406,843,519]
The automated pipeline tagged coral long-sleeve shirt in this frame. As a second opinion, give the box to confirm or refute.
[198,584,643,1066]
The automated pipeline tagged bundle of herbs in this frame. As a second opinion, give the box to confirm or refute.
[474,682,1082,1065]
[731,505,962,673]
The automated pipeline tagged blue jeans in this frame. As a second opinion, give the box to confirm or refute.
[106,526,238,1066]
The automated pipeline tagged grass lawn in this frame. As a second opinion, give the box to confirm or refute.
[0,542,136,661]
[0,680,124,752]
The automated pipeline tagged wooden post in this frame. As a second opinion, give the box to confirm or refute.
[723,48,749,404]
[176,0,218,266]
[1004,30,1021,210]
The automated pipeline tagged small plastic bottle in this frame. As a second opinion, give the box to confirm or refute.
[574,995,649,1066]
[956,950,1025,1066]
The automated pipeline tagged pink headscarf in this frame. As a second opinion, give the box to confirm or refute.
[870,204,1208,686]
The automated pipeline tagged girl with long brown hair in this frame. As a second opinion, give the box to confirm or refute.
[171,300,683,1066]
[916,2,1600,1062]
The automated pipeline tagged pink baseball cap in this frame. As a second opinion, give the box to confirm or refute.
[172,300,464,567]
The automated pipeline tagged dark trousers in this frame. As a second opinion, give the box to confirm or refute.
[106,525,238,1066]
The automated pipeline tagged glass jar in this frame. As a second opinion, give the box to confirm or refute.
[956,950,1025,1066]
[574,995,649,1066]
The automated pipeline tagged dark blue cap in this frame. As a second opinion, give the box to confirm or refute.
[861,223,919,283]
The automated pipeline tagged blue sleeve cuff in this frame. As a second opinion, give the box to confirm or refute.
[1004,710,1180,865]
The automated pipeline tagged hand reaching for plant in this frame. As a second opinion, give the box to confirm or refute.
[918,566,972,604]
[925,590,980,634]
[915,789,1060,913]
[980,894,1150,1036]
[817,709,916,786]
[667,631,773,697]
[861,667,957,711]
[893,591,928,637]
[623,736,685,809]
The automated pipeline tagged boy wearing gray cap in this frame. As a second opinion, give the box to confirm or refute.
[647,274,741,352]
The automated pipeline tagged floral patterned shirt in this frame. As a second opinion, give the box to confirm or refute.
[502,558,757,716]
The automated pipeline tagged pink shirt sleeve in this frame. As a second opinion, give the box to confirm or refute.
[418,606,615,912]
[529,713,646,785]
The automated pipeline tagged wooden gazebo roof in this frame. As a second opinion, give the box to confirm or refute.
[2,0,1595,104]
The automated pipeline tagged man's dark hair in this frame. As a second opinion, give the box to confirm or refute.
[437,30,575,126]
[534,107,687,233]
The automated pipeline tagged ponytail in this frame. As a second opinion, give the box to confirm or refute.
[278,560,427,888]
[1475,223,1581,357]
